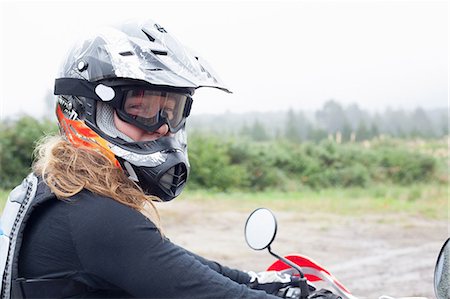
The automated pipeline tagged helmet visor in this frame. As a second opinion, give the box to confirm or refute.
[118,89,192,133]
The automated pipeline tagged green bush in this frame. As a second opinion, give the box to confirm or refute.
[234,144,285,191]
[187,132,439,191]
[0,116,440,192]
[0,116,57,189]
[377,148,436,184]
[188,134,248,191]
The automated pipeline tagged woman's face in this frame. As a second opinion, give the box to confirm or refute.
[113,111,170,142]
[114,110,170,141]
[123,91,178,122]
[114,90,180,142]
[114,94,171,142]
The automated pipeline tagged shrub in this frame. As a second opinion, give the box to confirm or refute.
[0,116,57,189]
[187,134,248,191]
[0,118,440,192]
[377,148,436,184]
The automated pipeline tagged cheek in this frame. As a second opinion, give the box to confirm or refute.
[113,112,143,141]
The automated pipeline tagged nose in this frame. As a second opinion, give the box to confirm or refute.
[153,123,169,136]
[139,123,170,141]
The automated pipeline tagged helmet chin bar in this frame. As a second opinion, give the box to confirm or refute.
[109,144,169,167]
[119,153,189,201]
[90,105,189,201]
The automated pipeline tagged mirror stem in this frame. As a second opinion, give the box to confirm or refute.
[268,246,305,278]
[268,246,310,298]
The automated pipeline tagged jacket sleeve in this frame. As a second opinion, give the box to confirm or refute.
[67,193,278,299]
[181,246,252,284]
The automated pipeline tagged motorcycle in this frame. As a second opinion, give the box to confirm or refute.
[244,208,449,299]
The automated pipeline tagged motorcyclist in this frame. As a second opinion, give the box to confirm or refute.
[0,19,340,298]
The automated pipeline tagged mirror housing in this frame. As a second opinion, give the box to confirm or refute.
[244,208,277,250]
[434,238,449,299]
[244,208,310,298]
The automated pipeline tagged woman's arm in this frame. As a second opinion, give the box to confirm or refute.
[68,192,278,298]
[180,245,251,284]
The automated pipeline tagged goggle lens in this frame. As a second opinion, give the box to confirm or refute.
[121,89,190,132]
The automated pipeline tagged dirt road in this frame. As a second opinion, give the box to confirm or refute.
[156,198,448,299]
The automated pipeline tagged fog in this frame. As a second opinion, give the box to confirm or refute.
[0,0,447,119]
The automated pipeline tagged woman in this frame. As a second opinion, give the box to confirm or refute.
[0,19,337,298]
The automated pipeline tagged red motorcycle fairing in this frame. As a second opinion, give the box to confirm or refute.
[267,254,355,298]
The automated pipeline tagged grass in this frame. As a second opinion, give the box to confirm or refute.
[1,183,448,220]
[180,183,449,219]
[0,188,10,211]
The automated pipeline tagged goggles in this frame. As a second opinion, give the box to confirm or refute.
[116,88,192,133]
[55,78,193,133]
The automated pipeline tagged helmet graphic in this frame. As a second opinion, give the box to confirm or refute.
[54,19,231,201]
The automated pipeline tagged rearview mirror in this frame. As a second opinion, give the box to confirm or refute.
[244,208,277,250]
[434,238,449,299]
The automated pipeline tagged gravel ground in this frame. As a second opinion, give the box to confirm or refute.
[156,198,448,299]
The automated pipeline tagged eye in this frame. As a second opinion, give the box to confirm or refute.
[125,103,145,115]
[128,104,142,110]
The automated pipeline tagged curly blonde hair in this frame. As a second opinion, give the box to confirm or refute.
[33,135,162,231]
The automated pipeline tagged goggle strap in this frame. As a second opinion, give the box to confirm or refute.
[183,97,193,118]
[54,78,101,101]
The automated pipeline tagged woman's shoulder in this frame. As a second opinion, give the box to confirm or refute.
[62,189,162,252]
[67,188,137,211]
[65,188,158,228]
[67,188,123,206]
[32,179,158,230]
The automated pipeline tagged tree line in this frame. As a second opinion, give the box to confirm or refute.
[0,115,445,191]
[187,134,442,192]
[188,100,448,142]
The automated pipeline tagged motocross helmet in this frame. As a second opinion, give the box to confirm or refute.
[54,19,231,201]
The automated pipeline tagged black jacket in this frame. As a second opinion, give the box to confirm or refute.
[17,180,277,298]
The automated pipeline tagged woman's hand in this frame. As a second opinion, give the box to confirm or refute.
[247,271,296,295]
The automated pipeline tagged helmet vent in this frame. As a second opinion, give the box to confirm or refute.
[142,29,156,42]
[151,50,168,56]
[159,163,188,194]
[119,51,134,56]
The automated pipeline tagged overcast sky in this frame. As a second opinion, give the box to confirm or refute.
[0,0,448,119]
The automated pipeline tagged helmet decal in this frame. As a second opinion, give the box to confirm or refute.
[56,105,120,168]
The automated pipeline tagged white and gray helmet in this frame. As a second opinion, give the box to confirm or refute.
[54,19,231,201]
